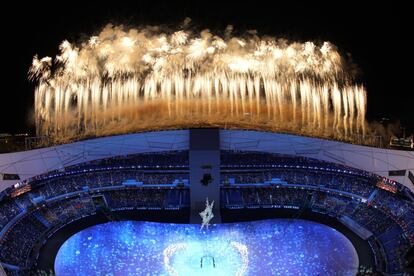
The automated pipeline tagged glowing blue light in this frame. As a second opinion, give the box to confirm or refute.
[55,219,358,276]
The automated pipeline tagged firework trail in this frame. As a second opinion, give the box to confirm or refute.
[29,22,367,143]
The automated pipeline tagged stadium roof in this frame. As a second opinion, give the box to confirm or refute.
[1,129,413,192]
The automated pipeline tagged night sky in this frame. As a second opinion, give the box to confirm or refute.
[1,1,411,135]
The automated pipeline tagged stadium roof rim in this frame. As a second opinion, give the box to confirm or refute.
[1,129,414,193]
[26,125,393,151]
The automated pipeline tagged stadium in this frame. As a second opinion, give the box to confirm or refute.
[0,128,413,275]
[1,5,414,275]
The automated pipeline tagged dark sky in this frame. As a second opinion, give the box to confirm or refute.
[1,1,412,135]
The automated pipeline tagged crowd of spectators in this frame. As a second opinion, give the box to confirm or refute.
[21,171,188,202]
[373,190,414,237]
[0,150,413,274]
[377,230,411,273]
[104,189,189,209]
[39,197,96,226]
[222,169,376,197]
[0,213,48,267]
[221,150,412,196]
[0,188,189,269]
[70,151,189,170]
[0,153,191,270]
[0,201,22,230]
[221,151,328,168]
[222,185,412,274]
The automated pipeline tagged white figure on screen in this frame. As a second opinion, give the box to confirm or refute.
[200,198,214,230]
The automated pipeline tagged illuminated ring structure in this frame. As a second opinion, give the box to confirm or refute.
[163,241,249,276]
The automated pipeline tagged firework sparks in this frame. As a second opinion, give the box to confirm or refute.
[30,23,367,143]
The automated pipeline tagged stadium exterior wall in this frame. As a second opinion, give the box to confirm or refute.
[0,129,413,193]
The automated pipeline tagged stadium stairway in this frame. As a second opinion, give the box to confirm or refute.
[32,212,51,228]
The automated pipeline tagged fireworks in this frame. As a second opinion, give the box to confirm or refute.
[29,23,367,143]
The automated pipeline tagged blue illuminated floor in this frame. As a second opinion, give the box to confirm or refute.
[55,219,358,276]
